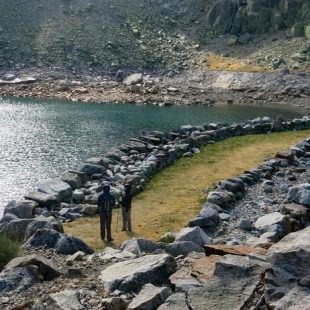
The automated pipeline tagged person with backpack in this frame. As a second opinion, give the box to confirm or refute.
[97,181,115,242]
[121,184,132,231]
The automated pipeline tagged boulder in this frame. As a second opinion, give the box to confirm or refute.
[169,267,202,292]
[3,200,37,219]
[80,164,106,175]
[175,227,212,246]
[287,183,310,206]
[24,191,57,209]
[282,203,309,226]
[0,218,34,242]
[254,212,291,234]
[24,216,64,240]
[128,284,170,310]
[23,229,94,255]
[0,266,40,294]
[123,73,143,86]
[265,227,310,310]
[81,204,98,216]
[101,297,128,310]
[207,191,234,206]
[120,238,159,256]
[72,189,84,204]
[99,253,177,292]
[187,255,266,310]
[163,241,204,257]
[3,254,61,280]
[49,290,84,310]
[61,172,82,190]
[157,293,189,310]
[38,179,72,202]
[98,247,136,262]
[189,204,220,228]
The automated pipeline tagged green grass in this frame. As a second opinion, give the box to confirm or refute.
[65,130,310,250]
[0,233,20,271]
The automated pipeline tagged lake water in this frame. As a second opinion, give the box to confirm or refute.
[0,96,302,214]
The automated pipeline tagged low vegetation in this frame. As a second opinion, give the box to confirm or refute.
[0,233,20,271]
[65,130,310,250]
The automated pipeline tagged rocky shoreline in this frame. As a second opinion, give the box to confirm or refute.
[0,69,310,113]
[0,116,310,309]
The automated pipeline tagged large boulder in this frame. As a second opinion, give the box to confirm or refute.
[23,229,94,255]
[24,216,64,240]
[175,227,212,246]
[123,73,143,86]
[163,241,204,257]
[99,253,177,292]
[120,238,159,256]
[37,179,72,202]
[128,284,170,310]
[3,200,37,219]
[3,255,61,280]
[265,226,310,310]
[187,255,266,309]
[158,293,189,310]
[189,204,220,228]
[61,172,82,190]
[287,183,310,206]
[24,191,57,209]
[0,218,34,242]
[48,290,84,310]
[254,212,291,234]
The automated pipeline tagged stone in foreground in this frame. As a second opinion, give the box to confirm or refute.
[265,226,310,310]
[49,290,84,310]
[287,183,310,206]
[157,293,189,310]
[204,244,267,256]
[99,253,177,293]
[175,226,212,246]
[128,283,170,310]
[187,255,266,310]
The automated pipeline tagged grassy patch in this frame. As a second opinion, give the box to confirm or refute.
[200,53,271,73]
[65,130,310,250]
[0,234,20,271]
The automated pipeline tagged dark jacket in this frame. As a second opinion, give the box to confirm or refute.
[97,192,115,215]
[121,192,132,211]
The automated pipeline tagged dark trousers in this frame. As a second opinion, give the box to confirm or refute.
[100,213,112,241]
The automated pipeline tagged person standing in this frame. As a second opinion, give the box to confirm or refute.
[121,184,132,231]
[97,181,115,242]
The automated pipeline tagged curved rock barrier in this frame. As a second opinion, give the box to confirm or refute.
[0,116,310,309]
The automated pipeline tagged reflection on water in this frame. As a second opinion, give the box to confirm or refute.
[0,97,302,212]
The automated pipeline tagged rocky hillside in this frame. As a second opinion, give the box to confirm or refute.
[0,0,309,71]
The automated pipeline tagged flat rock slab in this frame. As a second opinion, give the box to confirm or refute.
[99,253,177,293]
[188,255,266,310]
[128,283,170,310]
[191,255,223,283]
[265,226,310,310]
[169,267,202,292]
[158,293,189,310]
[254,212,289,231]
[204,244,267,257]
[38,179,72,201]
[49,290,84,310]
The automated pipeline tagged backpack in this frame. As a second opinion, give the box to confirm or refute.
[98,193,115,214]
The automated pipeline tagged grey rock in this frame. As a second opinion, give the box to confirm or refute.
[123,73,143,86]
[72,189,84,203]
[3,254,61,280]
[23,228,94,255]
[254,212,290,234]
[169,267,202,292]
[157,293,189,310]
[219,213,230,221]
[120,238,159,256]
[0,212,19,223]
[287,183,310,206]
[164,241,204,257]
[128,283,170,310]
[0,218,34,242]
[81,204,98,216]
[0,266,40,294]
[80,164,106,175]
[265,227,310,310]
[38,179,72,202]
[61,172,82,190]
[207,190,234,206]
[175,227,212,246]
[238,219,252,231]
[99,253,177,292]
[3,200,37,219]
[188,255,266,310]
[101,297,128,310]
[98,247,136,262]
[24,216,64,240]
[189,204,220,228]
[24,191,57,209]
[49,290,84,310]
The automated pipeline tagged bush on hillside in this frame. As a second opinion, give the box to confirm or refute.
[0,233,20,271]
[158,232,176,244]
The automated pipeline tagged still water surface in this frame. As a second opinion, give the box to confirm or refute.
[0,97,302,213]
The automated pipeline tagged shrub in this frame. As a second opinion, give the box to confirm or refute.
[0,233,20,271]
[158,232,176,244]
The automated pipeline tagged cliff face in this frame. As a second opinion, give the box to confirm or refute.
[0,0,309,70]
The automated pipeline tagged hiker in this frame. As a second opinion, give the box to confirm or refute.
[121,184,132,231]
[97,181,115,242]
